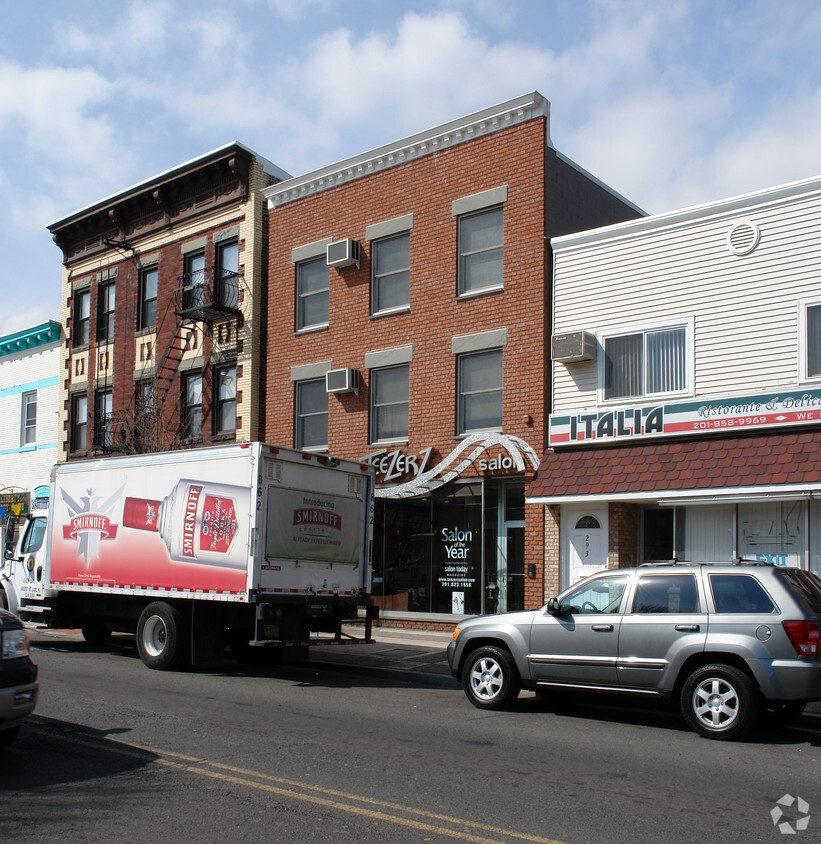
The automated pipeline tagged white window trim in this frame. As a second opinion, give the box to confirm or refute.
[369,364,410,445]
[294,377,329,452]
[798,297,821,383]
[596,317,694,405]
[21,390,37,447]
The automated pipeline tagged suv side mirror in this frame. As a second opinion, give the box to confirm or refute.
[546,597,560,615]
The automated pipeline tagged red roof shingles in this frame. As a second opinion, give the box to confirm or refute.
[528,430,821,499]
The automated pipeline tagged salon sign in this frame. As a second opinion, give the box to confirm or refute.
[549,388,821,447]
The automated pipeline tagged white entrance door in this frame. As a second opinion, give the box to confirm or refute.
[563,507,608,589]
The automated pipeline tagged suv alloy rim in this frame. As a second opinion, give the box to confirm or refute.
[691,676,740,730]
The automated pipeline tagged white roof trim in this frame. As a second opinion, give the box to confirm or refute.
[264,92,550,209]
[551,172,821,253]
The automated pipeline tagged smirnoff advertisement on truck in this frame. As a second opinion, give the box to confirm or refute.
[549,387,821,447]
[50,468,251,593]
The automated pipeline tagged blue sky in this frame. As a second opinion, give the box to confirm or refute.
[2,0,821,336]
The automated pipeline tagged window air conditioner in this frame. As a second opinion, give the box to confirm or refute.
[326,239,361,269]
[326,367,360,394]
[551,331,597,363]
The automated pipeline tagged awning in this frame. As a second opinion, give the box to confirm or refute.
[527,429,821,505]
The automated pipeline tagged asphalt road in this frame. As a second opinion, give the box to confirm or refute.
[2,632,820,843]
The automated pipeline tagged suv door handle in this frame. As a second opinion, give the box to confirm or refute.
[592,624,614,632]
[675,624,700,632]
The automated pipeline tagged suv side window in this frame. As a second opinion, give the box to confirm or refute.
[710,574,777,614]
[633,574,700,613]
[778,570,821,613]
[558,574,629,614]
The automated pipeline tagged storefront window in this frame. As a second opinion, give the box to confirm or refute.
[372,479,528,616]
[738,501,805,567]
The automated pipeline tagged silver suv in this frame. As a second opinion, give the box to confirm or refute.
[447,563,821,739]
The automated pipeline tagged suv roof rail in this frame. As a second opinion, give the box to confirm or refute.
[640,559,680,567]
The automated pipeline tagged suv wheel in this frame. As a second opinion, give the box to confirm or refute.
[681,664,760,740]
[462,646,520,710]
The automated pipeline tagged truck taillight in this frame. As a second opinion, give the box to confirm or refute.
[782,620,820,655]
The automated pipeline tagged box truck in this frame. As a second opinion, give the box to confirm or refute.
[0,443,376,670]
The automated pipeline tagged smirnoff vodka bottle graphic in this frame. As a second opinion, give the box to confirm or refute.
[122,479,248,569]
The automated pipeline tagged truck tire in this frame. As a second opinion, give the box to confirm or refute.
[136,602,188,670]
[681,663,760,740]
[462,646,521,710]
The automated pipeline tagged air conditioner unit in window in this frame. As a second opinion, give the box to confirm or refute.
[326,239,361,269]
[551,331,597,363]
[326,367,360,395]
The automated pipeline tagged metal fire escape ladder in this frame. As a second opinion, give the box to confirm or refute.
[153,321,197,408]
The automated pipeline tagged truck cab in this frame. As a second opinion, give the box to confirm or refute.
[2,513,50,613]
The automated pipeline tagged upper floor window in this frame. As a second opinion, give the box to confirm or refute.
[216,238,239,308]
[74,288,90,347]
[182,371,203,439]
[93,388,113,450]
[214,363,236,435]
[138,266,158,331]
[372,233,409,314]
[296,257,329,331]
[182,249,206,310]
[70,393,87,453]
[295,378,328,449]
[801,299,821,380]
[458,206,503,296]
[97,280,116,343]
[602,324,689,401]
[458,349,502,434]
[370,365,409,443]
[21,391,36,446]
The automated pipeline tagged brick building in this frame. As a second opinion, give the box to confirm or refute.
[48,144,289,460]
[530,174,821,586]
[262,92,642,626]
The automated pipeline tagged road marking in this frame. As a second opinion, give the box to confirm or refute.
[46,728,566,844]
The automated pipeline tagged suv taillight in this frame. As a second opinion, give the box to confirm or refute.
[782,620,820,656]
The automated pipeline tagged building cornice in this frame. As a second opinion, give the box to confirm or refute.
[264,92,551,209]
[0,321,61,357]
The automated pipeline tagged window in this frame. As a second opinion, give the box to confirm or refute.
[633,574,700,614]
[182,371,202,438]
[372,233,409,314]
[20,517,47,555]
[558,574,629,614]
[458,349,502,434]
[802,300,821,379]
[21,391,36,446]
[371,365,409,442]
[214,364,236,435]
[74,288,90,347]
[216,238,239,308]
[603,325,687,401]
[138,266,158,331]
[458,207,503,295]
[94,388,113,449]
[710,574,777,614]
[182,250,206,310]
[296,257,329,330]
[295,379,328,449]
[97,280,116,343]
[70,393,87,453]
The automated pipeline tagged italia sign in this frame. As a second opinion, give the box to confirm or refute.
[549,388,821,447]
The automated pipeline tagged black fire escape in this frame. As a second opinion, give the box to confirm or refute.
[102,266,241,454]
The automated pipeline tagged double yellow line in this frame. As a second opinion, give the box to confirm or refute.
[53,730,566,844]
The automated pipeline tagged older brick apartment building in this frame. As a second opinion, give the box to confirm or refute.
[49,143,289,460]
[262,92,642,626]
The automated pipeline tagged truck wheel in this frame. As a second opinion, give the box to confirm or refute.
[137,602,188,670]
[681,664,760,740]
[462,646,520,710]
